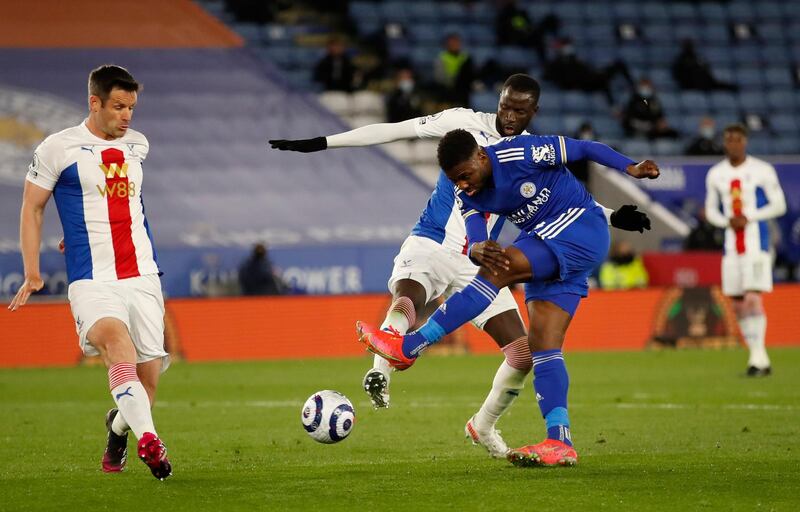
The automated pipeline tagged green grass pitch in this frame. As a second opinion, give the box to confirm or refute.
[1,348,799,511]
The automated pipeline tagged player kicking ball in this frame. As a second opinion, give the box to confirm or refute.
[271,74,651,459]
[358,129,659,466]
[8,65,172,480]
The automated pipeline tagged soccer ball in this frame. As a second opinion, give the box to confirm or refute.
[301,390,355,444]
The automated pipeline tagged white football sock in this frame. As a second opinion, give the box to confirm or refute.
[739,314,770,368]
[109,363,156,439]
[372,297,417,376]
[111,409,131,436]
[474,360,527,433]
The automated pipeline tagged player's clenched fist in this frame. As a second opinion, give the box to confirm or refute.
[626,160,660,179]
[468,240,510,276]
[268,137,327,153]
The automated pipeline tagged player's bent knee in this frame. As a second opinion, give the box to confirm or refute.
[501,336,532,373]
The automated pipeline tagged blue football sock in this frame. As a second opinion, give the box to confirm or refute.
[401,275,499,358]
[532,349,572,446]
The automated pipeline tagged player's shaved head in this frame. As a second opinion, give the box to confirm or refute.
[438,129,478,172]
[88,65,139,104]
[503,74,541,104]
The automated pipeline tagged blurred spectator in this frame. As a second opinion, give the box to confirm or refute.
[386,67,424,123]
[495,0,560,61]
[672,39,738,92]
[599,240,649,290]
[543,38,634,104]
[685,117,724,156]
[239,243,285,296]
[568,121,595,183]
[684,209,724,250]
[313,35,356,92]
[622,78,679,139]
[434,33,475,106]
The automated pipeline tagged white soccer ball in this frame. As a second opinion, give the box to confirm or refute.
[301,390,355,444]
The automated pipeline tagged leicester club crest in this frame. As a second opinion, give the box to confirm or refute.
[520,181,537,198]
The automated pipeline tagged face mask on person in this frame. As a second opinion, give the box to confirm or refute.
[637,86,653,99]
[700,126,715,139]
[398,79,414,93]
[560,44,574,56]
[578,129,594,140]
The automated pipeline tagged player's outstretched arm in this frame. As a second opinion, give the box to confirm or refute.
[269,119,419,152]
[560,137,660,179]
[8,181,51,311]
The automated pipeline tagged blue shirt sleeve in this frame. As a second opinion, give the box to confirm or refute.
[562,137,637,172]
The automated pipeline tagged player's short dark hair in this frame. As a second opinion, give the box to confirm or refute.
[723,123,748,137]
[438,129,478,172]
[88,65,139,103]
[502,73,541,104]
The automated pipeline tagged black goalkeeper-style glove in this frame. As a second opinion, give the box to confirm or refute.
[268,137,327,153]
[610,204,651,233]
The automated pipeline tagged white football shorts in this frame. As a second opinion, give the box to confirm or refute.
[387,235,520,328]
[721,251,773,296]
[67,273,169,369]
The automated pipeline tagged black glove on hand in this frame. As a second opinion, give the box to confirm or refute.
[268,137,327,153]
[610,205,651,233]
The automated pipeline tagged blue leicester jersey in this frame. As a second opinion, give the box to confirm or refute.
[457,135,601,234]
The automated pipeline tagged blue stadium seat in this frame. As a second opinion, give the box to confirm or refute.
[771,115,800,134]
[678,115,704,135]
[739,91,768,111]
[468,46,496,68]
[735,68,763,89]
[471,91,498,113]
[381,2,410,23]
[672,24,701,42]
[765,67,793,87]
[349,2,381,23]
[704,46,732,66]
[587,45,618,67]
[621,139,654,156]
[641,2,669,21]
[698,3,727,21]
[668,3,697,20]
[646,24,675,45]
[613,3,641,21]
[726,2,755,20]
[658,91,680,111]
[759,24,787,44]
[771,137,797,154]
[585,3,614,22]
[585,24,616,44]
[618,46,648,66]
[681,91,710,112]
[533,115,565,134]
[701,24,729,45]
[710,92,738,113]
[464,24,496,46]
[647,45,678,63]
[440,2,469,22]
[653,139,683,156]
[731,46,761,64]
[590,116,624,138]
[561,91,592,113]
[563,115,587,134]
[408,24,440,44]
[467,2,495,23]
[589,93,610,114]
[788,23,800,43]
[409,46,438,69]
[408,3,440,22]
[555,3,586,22]
[760,45,791,66]
[497,47,537,68]
[754,2,784,22]
[747,135,772,155]
[712,66,735,84]
[766,89,796,110]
